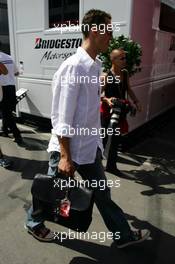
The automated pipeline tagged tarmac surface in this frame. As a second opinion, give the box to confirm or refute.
[0,109,175,264]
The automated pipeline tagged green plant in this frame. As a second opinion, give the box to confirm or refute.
[100,35,142,76]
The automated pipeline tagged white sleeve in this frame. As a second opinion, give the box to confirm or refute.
[51,64,80,137]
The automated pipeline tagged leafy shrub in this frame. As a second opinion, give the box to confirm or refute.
[100,35,142,76]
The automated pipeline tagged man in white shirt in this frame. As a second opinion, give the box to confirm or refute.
[0,62,12,168]
[26,9,150,248]
[0,41,22,144]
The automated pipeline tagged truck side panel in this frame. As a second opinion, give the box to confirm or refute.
[8,0,132,118]
[128,0,175,131]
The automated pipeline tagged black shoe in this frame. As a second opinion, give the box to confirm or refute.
[106,166,121,176]
[0,158,12,168]
[25,224,55,242]
[0,131,9,137]
[13,136,23,144]
[117,229,151,249]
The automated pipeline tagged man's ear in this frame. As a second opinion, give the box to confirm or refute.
[90,25,98,37]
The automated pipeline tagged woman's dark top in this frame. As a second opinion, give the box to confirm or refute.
[100,69,129,133]
[104,69,128,99]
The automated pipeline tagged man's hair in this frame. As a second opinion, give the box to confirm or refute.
[81,9,111,38]
[0,41,2,50]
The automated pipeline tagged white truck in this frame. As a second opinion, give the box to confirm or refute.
[5,0,175,131]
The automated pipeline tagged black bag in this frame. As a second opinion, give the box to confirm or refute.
[31,174,94,232]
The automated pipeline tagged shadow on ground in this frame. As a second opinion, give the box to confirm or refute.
[117,154,175,196]
[116,112,175,196]
[16,136,49,151]
[4,155,48,180]
[49,213,175,264]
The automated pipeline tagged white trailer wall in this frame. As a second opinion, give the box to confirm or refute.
[7,0,132,118]
[8,0,175,131]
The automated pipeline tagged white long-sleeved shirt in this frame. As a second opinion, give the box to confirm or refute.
[48,47,103,164]
[0,52,18,86]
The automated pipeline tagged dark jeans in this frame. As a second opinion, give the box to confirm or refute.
[26,149,133,242]
[101,115,121,169]
[1,85,21,139]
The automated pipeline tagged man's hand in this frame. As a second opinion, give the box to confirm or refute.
[58,157,75,177]
[57,136,75,177]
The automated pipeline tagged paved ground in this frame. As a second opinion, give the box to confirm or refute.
[0,109,175,264]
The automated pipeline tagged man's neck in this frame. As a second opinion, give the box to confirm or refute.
[81,39,97,61]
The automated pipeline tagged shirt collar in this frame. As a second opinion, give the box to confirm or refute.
[76,47,101,71]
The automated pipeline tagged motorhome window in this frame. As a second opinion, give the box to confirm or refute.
[0,0,10,53]
[159,3,175,33]
[0,2,8,35]
[49,0,79,28]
